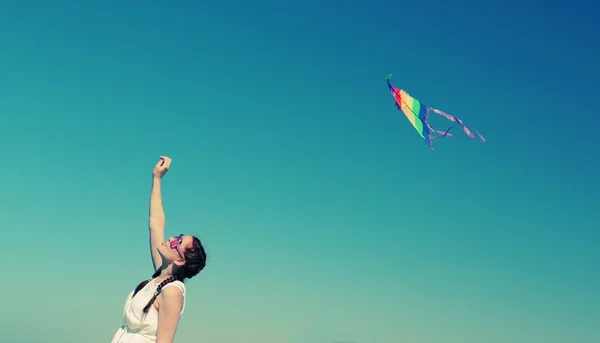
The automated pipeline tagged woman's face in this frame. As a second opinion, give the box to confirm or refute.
[158,234,192,263]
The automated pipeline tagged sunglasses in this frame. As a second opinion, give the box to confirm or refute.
[170,234,186,261]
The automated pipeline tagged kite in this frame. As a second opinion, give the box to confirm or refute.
[386,74,485,150]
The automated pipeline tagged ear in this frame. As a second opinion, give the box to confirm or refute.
[174,258,185,267]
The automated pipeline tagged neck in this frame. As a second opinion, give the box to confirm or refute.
[155,264,177,282]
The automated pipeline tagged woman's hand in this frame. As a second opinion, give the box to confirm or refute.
[153,156,172,179]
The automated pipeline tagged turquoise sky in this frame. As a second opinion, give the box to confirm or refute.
[1,1,598,343]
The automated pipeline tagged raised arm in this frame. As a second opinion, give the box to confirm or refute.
[149,156,172,271]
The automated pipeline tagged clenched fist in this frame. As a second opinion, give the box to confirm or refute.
[153,156,172,179]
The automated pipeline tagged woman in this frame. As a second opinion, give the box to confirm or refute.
[111,156,207,343]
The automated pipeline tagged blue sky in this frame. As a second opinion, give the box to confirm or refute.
[1,1,598,342]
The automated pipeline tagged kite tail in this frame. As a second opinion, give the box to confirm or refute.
[430,126,454,138]
[429,108,486,142]
[425,108,454,139]
[426,126,454,152]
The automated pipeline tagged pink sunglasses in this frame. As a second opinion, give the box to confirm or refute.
[170,234,186,261]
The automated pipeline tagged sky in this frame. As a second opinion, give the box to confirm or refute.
[0,0,599,342]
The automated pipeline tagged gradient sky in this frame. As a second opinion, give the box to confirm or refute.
[1,1,598,343]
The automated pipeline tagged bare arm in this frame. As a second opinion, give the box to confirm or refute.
[149,156,172,271]
[156,286,184,343]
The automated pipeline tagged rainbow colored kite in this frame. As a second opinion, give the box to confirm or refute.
[386,74,485,150]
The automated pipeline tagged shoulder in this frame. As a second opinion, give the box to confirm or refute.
[160,280,186,300]
[162,280,185,294]
[161,285,183,299]
[157,281,185,311]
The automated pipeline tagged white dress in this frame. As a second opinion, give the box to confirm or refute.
[111,279,186,343]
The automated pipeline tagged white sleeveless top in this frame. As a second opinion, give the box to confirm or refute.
[111,279,186,343]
